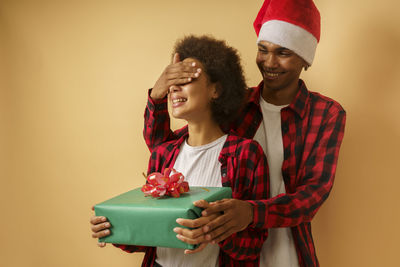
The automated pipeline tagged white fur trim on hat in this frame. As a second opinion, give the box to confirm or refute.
[257,20,318,65]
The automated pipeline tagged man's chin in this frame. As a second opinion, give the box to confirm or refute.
[263,79,284,91]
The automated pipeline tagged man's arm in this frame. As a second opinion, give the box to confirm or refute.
[176,141,269,260]
[217,143,269,261]
[143,91,173,152]
[143,53,202,152]
[201,109,346,242]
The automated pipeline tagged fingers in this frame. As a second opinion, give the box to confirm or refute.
[175,214,219,245]
[90,216,111,239]
[176,215,212,229]
[172,53,180,64]
[184,243,208,254]
[209,226,236,244]
[202,213,230,236]
[91,221,111,233]
[202,199,232,216]
[176,233,206,245]
[90,215,107,225]
[193,199,210,209]
[165,64,201,84]
[174,226,204,240]
[204,216,233,242]
[91,228,111,239]
[167,77,194,89]
[152,61,201,99]
[97,242,107,248]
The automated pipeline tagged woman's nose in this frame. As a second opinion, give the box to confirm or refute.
[169,85,181,93]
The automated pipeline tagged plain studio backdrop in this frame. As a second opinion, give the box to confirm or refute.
[1,0,399,266]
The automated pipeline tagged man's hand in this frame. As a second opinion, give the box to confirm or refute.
[174,200,218,254]
[90,206,111,247]
[151,53,202,100]
[200,199,254,244]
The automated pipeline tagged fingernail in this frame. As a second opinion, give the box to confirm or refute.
[176,218,182,223]
[192,62,196,66]
[176,234,182,239]
[173,227,179,233]
[202,211,207,216]
[101,217,106,221]
[194,73,199,77]
[105,223,110,227]
[188,77,192,81]
[205,234,211,240]
[105,230,110,234]
[197,68,201,73]
[203,226,209,232]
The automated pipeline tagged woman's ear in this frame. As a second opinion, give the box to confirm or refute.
[211,83,220,99]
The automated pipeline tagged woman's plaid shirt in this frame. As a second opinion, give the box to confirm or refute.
[115,133,269,266]
[142,79,346,267]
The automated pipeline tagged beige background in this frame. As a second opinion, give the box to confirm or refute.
[1,0,400,266]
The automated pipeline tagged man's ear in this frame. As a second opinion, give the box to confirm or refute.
[303,59,310,71]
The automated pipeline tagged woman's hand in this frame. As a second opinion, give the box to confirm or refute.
[90,206,112,247]
[151,53,202,100]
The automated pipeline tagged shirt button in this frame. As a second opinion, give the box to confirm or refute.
[222,173,226,177]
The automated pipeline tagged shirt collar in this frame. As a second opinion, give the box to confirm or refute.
[248,79,310,119]
[288,80,309,119]
[171,128,238,161]
[219,133,239,159]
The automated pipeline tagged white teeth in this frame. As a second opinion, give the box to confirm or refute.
[265,72,279,77]
[172,98,187,104]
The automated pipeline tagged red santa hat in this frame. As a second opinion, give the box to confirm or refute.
[254,0,320,65]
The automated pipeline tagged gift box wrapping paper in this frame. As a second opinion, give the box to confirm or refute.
[94,186,232,249]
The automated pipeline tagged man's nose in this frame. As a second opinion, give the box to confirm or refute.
[264,53,279,68]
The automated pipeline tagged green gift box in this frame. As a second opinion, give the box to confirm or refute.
[94,186,232,249]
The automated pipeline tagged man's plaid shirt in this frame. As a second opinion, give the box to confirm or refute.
[115,132,269,266]
[142,79,346,267]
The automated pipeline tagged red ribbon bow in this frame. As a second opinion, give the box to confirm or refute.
[141,168,189,198]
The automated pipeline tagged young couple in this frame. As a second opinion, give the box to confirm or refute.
[90,1,346,266]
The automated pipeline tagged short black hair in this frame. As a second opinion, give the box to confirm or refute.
[173,35,246,126]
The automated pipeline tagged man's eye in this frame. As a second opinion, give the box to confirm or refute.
[279,50,292,56]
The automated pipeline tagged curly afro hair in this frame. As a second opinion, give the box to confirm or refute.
[173,35,247,126]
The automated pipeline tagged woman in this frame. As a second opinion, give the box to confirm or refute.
[90,35,269,266]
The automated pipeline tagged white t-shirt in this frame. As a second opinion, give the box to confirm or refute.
[155,134,227,267]
[253,97,299,267]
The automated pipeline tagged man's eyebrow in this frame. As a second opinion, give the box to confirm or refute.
[276,47,291,52]
[257,43,267,49]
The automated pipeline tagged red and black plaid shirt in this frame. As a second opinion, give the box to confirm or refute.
[116,132,269,266]
[142,79,346,267]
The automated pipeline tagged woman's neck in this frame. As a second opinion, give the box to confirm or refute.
[186,118,225,147]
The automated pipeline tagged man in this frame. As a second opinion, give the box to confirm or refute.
[143,0,346,266]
